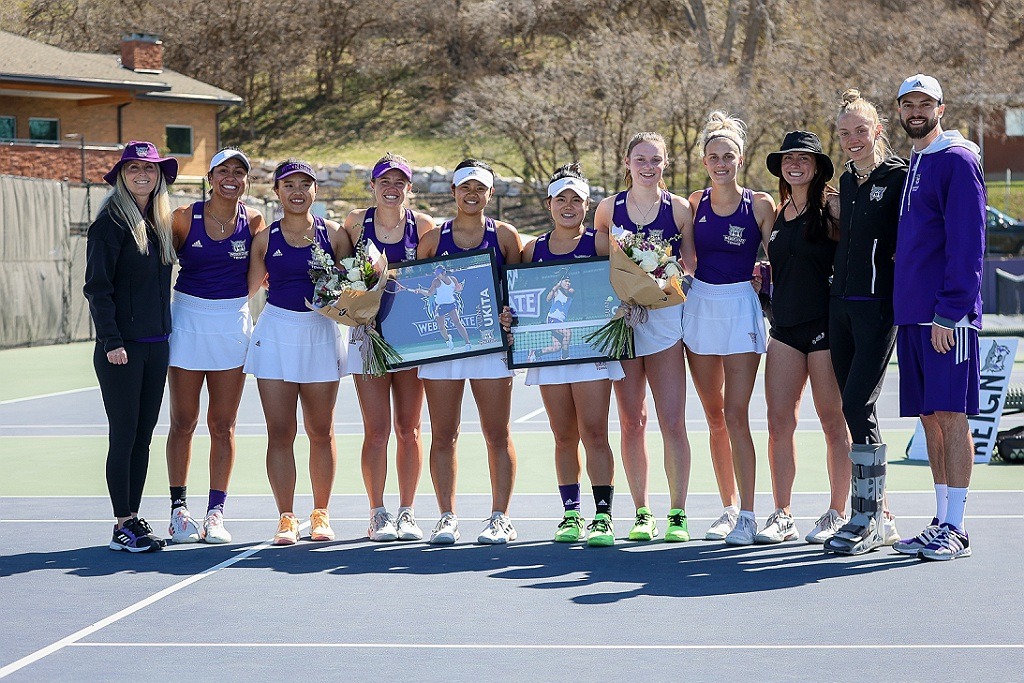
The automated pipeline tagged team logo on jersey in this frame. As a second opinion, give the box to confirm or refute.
[698,215,707,223]
[749,332,758,346]
[191,240,203,248]
[229,240,248,260]
[869,185,886,202]
[405,246,417,261]
[910,173,921,193]
[647,229,664,241]
[271,249,283,257]
[769,230,779,242]
[724,225,746,247]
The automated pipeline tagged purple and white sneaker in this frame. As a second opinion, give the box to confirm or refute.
[919,523,971,561]
[109,519,162,553]
[892,517,941,556]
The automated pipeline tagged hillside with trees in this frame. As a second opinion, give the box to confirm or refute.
[4,0,1023,195]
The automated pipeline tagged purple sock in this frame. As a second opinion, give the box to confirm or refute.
[558,483,581,512]
[207,489,227,514]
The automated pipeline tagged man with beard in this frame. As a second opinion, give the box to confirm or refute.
[891,74,986,561]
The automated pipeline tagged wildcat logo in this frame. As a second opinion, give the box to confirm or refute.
[229,240,248,260]
[869,185,886,202]
[405,246,417,261]
[982,342,1011,373]
[135,144,150,157]
[647,229,664,241]
[724,225,746,247]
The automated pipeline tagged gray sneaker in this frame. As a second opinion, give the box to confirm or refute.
[725,515,757,546]
[368,510,398,542]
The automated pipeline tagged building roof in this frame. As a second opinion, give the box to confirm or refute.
[0,31,241,106]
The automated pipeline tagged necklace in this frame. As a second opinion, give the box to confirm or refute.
[629,192,660,228]
[207,202,237,234]
[789,199,807,217]
[852,161,876,180]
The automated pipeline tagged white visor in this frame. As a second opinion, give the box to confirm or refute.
[209,148,251,172]
[453,166,494,189]
[547,176,589,200]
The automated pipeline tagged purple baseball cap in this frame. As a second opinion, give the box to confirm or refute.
[371,159,413,182]
[103,140,178,186]
[274,160,316,183]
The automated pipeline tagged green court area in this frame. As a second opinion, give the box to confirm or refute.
[2,342,1022,498]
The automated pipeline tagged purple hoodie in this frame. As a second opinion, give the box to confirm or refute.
[894,130,986,329]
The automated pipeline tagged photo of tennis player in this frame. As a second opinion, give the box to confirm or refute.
[378,250,506,367]
[505,257,617,369]
[531,270,574,362]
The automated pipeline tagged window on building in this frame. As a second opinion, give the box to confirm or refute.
[29,118,59,142]
[166,126,193,155]
[1006,108,1024,137]
[0,116,14,140]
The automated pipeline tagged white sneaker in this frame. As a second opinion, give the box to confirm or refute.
[705,507,739,541]
[169,507,201,544]
[477,512,517,544]
[445,338,454,350]
[724,515,757,546]
[368,510,399,542]
[396,509,423,541]
[201,510,232,544]
[755,509,799,544]
[882,514,900,546]
[464,343,472,351]
[429,512,460,545]
[805,509,846,544]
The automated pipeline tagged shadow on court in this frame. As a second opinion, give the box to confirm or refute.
[0,536,920,603]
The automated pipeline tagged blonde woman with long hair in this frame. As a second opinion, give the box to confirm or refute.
[84,141,178,553]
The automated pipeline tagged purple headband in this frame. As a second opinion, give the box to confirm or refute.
[371,160,413,182]
[274,161,316,182]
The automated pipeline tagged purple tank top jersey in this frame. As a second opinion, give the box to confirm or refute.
[611,190,680,257]
[175,201,252,299]
[361,207,419,265]
[532,228,599,262]
[436,218,505,268]
[692,188,761,285]
[265,217,334,312]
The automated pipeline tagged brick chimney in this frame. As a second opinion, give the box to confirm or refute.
[120,33,163,72]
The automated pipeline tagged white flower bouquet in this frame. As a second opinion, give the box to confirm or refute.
[306,238,402,376]
[584,229,686,359]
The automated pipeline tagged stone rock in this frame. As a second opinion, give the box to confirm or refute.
[428,181,451,194]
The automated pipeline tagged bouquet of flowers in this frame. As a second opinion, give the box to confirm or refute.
[306,237,402,376]
[584,229,686,359]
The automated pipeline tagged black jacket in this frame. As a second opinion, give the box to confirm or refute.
[84,207,172,352]
[831,155,908,298]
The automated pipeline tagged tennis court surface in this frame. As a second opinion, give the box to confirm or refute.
[1,343,1022,681]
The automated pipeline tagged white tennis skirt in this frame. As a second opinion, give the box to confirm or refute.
[633,304,684,358]
[525,360,624,386]
[682,278,767,355]
[169,292,251,371]
[243,303,348,383]
[418,351,513,380]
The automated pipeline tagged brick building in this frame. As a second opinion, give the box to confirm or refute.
[0,31,241,184]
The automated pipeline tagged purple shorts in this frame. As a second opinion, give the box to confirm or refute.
[897,325,980,416]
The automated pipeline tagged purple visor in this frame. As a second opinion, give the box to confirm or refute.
[371,160,413,182]
[274,161,316,182]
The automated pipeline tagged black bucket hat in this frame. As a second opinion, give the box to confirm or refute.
[765,131,834,182]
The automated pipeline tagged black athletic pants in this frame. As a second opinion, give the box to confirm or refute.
[93,340,169,518]
[828,297,896,445]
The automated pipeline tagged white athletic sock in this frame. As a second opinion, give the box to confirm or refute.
[398,506,413,515]
[934,484,948,521]
[944,487,968,530]
[724,505,739,514]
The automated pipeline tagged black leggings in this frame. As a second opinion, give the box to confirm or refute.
[828,298,896,445]
[93,340,169,518]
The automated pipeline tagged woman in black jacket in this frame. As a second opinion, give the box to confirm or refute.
[824,90,908,555]
[84,141,178,553]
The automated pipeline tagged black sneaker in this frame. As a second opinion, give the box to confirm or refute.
[109,519,161,553]
[133,516,168,548]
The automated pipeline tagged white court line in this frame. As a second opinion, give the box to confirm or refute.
[3,514,1022,524]
[0,387,97,406]
[514,407,547,424]
[66,642,1023,651]
[0,523,307,680]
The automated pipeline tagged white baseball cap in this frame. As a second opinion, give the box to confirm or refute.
[547,176,590,200]
[897,74,943,103]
